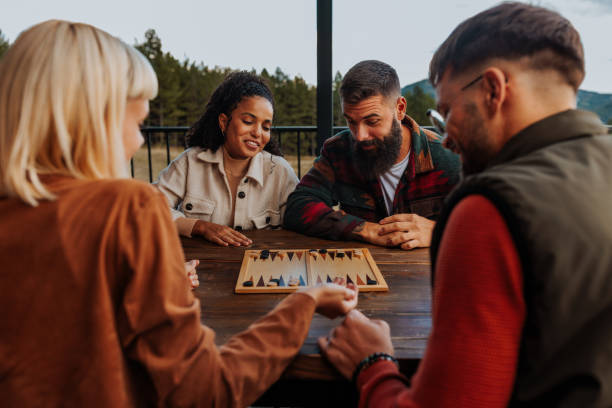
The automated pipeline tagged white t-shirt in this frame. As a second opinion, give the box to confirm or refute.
[378,150,410,216]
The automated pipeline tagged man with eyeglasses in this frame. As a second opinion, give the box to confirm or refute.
[284,60,460,250]
[319,3,612,407]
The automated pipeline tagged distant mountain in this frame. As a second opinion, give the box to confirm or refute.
[402,79,612,123]
[402,79,436,100]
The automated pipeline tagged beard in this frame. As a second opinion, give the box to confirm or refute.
[353,119,403,180]
[458,103,497,176]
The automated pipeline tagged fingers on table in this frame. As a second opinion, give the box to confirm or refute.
[380,213,414,224]
[385,231,418,246]
[209,228,251,247]
[400,239,421,250]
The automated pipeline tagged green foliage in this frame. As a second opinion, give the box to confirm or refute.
[0,29,10,59]
[607,118,612,125]
[134,29,321,155]
[333,71,345,127]
[403,85,436,126]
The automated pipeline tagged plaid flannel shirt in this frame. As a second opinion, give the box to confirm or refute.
[284,116,461,240]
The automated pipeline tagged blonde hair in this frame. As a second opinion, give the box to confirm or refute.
[0,20,158,206]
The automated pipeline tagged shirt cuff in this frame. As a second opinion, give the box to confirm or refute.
[357,359,401,390]
[175,217,198,237]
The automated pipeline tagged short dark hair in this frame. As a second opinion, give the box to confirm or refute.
[340,60,401,105]
[429,2,584,91]
[187,71,281,155]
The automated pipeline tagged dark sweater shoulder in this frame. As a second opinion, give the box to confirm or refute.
[321,130,355,152]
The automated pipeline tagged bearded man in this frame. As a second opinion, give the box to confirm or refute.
[318,3,612,407]
[284,60,460,249]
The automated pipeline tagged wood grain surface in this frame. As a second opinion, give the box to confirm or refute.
[182,229,432,406]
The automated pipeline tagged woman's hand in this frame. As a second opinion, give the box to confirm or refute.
[300,278,359,319]
[192,220,252,247]
[184,259,200,289]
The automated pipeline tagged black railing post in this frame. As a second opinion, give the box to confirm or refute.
[146,133,153,182]
[165,132,171,165]
[297,131,302,178]
[317,0,333,155]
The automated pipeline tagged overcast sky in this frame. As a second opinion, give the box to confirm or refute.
[3,0,611,93]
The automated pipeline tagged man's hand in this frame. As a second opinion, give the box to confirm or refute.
[378,213,435,249]
[351,221,390,247]
[184,259,200,289]
[318,310,394,379]
[300,278,359,319]
[352,214,435,250]
[192,220,252,247]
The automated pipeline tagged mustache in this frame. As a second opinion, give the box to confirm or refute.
[356,139,380,149]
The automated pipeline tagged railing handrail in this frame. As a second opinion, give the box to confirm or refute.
[142,125,612,132]
[135,124,612,182]
[140,125,349,132]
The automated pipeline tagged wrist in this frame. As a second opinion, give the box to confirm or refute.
[192,220,207,236]
[351,221,370,241]
[352,352,398,385]
[300,285,321,304]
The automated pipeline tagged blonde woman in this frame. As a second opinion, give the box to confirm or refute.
[0,20,357,406]
[156,72,299,247]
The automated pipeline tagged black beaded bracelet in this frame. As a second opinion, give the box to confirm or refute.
[352,352,399,385]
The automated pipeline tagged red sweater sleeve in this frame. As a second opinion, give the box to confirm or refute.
[358,194,526,408]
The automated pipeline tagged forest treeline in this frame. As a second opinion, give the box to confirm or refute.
[0,28,439,155]
[133,30,437,135]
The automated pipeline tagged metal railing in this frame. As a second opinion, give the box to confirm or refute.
[134,125,348,182]
[133,124,612,182]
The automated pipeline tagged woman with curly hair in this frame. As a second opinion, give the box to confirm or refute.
[156,72,299,246]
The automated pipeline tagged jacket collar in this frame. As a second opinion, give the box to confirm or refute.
[196,146,265,187]
[402,115,438,175]
[489,109,607,168]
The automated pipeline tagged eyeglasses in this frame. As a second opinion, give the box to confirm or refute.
[426,74,484,136]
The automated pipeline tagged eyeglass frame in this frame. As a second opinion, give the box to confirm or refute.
[426,73,484,136]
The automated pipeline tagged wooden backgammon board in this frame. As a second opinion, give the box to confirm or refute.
[234,248,388,294]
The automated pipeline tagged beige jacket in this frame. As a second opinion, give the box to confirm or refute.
[156,146,299,237]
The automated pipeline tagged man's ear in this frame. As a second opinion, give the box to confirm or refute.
[395,96,407,121]
[481,68,507,117]
[218,113,228,134]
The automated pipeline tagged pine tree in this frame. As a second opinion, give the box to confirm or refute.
[333,71,345,127]
[0,29,10,59]
[403,85,436,126]
[135,29,183,129]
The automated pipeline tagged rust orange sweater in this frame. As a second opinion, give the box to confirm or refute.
[0,175,316,407]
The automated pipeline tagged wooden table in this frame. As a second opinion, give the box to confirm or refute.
[182,229,432,406]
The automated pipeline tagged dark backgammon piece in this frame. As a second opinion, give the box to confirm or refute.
[318,248,327,254]
[337,252,345,258]
[243,280,254,287]
[308,249,317,252]
[367,277,377,285]
[261,249,270,256]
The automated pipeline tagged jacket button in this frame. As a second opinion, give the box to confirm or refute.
[185,203,193,211]
[238,191,246,199]
[265,216,271,224]
[235,226,242,231]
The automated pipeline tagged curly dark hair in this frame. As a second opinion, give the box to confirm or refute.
[186,71,281,156]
